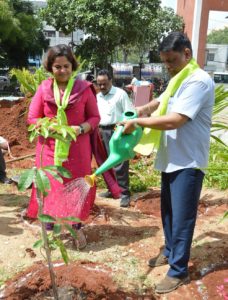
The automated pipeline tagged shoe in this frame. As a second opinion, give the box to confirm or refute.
[0,176,13,184]
[155,275,190,294]
[148,253,168,267]
[120,196,130,207]
[45,223,54,231]
[98,191,113,198]
[74,229,87,250]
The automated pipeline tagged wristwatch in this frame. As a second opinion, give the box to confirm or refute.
[79,125,84,134]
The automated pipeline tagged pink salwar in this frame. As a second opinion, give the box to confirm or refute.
[27,78,100,221]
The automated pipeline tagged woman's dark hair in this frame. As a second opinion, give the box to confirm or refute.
[44,44,78,72]
[97,69,112,80]
[159,32,192,54]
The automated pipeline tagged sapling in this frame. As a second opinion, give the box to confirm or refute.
[18,117,81,300]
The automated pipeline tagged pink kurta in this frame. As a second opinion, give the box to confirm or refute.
[27,78,100,221]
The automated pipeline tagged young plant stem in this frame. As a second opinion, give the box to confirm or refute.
[36,188,59,300]
[37,140,59,300]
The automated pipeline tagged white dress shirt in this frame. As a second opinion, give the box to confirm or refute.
[97,86,134,125]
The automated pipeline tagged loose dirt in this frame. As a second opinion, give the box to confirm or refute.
[0,99,227,299]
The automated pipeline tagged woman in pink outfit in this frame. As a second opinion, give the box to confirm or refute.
[27,44,101,249]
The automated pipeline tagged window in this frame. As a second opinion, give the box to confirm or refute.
[207,53,215,61]
[59,31,71,37]
[44,30,56,37]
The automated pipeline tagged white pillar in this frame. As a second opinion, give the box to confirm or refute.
[191,0,203,60]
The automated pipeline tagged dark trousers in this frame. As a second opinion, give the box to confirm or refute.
[0,149,6,178]
[99,127,130,197]
[161,168,204,278]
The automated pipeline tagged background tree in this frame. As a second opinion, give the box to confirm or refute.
[0,0,48,68]
[207,27,228,44]
[41,0,182,68]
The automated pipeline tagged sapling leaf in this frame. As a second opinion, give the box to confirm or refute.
[64,224,77,239]
[53,224,62,235]
[36,169,51,195]
[38,214,56,223]
[41,126,49,138]
[219,211,228,223]
[67,128,77,141]
[56,166,72,178]
[60,127,67,138]
[28,124,36,131]
[62,216,81,222]
[49,133,68,143]
[44,169,63,183]
[29,130,37,143]
[33,239,44,248]
[55,239,69,264]
[43,165,71,178]
[18,168,36,191]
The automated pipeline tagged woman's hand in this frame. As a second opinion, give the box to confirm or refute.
[71,125,81,136]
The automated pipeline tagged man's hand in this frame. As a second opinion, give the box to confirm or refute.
[119,120,138,135]
[135,106,145,117]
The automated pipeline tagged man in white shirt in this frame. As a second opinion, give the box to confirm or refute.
[97,69,134,207]
[121,32,214,293]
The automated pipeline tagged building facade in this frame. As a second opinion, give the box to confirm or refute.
[177,0,228,68]
[29,0,84,66]
[205,44,228,73]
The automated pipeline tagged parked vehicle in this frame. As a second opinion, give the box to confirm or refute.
[213,72,228,90]
[0,76,10,91]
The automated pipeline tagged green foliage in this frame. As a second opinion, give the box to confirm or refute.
[18,168,36,191]
[10,67,49,97]
[129,156,160,192]
[0,0,48,67]
[28,117,77,147]
[219,211,228,223]
[207,27,228,44]
[204,142,228,190]
[41,0,183,67]
[39,214,56,223]
[33,217,82,264]
[0,0,19,42]
[211,85,228,148]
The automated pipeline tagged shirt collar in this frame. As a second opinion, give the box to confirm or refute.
[99,85,115,97]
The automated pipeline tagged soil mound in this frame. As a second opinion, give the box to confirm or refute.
[0,98,35,158]
[1,261,154,300]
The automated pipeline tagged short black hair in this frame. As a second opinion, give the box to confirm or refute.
[44,44,78,72]
[97,69,112,80]
[159,32,192,54]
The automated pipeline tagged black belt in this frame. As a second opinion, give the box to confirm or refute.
[99,124,116,130]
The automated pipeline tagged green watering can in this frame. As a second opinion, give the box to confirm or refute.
[85,110,143,187]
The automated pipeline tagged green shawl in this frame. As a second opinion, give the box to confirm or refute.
[134,58,200,156]
[53,75,75,166]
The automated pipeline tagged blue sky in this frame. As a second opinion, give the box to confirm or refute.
[161,0,228,33]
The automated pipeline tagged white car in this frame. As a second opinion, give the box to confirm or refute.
[0,76,10,91]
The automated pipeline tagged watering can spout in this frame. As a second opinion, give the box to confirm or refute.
[84,110,143,185]
[85,173,96,187]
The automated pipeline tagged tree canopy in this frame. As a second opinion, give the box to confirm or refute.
[207,27,228,44]
[41,0,183,67]
[0,0,48,68]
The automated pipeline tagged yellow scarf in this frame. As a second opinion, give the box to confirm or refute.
[53,73,75,166]
[134,58,199,156]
